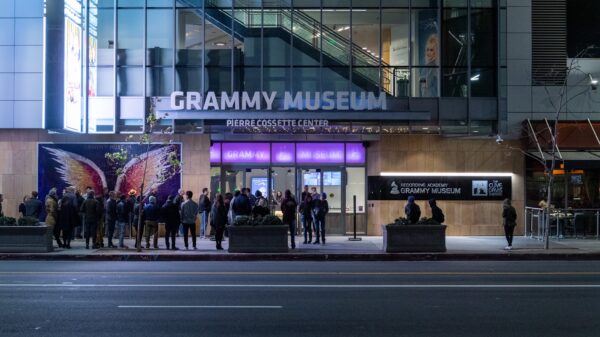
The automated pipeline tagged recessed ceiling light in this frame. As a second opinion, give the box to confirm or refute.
[214,42,226,46]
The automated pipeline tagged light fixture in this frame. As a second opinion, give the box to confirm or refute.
[470,74,480,81]
[380,172,513,177]
[214,42,226,47]
[362,47,368,50]
[589,74,598,90]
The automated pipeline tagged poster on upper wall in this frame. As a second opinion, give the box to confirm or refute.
[64,18,83,132]
[368,176,511,201]
[88,36,97,97]
[417,10,439,97]
[38,143,182,205]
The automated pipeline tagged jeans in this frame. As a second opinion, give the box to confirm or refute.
[117,221,127,247]
[504,225,515,246]
[314,216,326,243]
[106,217,116,246]
[165,224,177,249]
[200,211,208,237]
[285,219,296,248]
[182,222,197,248]
[302,213,312,243]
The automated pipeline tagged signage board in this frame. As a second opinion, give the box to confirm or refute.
[368,176,512,201]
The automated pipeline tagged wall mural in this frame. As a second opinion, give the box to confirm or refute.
[38,143,182,204]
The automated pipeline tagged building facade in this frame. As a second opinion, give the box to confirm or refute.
[0,0,544,236]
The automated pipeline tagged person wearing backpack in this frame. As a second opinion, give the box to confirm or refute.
[312,192,329,244]
[404,195,421,224]
[502,198,517,250]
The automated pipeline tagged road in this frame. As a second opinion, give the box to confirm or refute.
[1,261,600,337]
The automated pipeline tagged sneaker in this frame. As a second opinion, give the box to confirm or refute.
[504,246,511,250]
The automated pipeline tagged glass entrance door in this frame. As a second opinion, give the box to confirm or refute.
[223,167,269,197]
[298,168,346,235]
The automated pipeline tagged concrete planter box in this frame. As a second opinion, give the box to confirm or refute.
[0,224,54,253]
[382,224,447,253]
[227,225,288,253]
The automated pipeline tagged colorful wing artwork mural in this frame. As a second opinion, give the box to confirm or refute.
[38,143,182,205]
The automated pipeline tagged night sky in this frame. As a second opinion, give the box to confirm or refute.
[568,0,600,57]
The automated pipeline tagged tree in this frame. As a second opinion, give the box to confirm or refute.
[499,46,597,249]
[105,98,180,252]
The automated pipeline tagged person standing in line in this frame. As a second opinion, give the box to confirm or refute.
[74,190,85,239]
[161,195,180,250]
[24,191,43,219]
[180,191,199,250]
[0,193,3,217]
[174,189,185,236]
[116,195,129,249]
[211,193,228,250]
[105,191,118,248]
[143,196,160,249]
[281,189,298,249]
[252,190,269,218]
[232,189,252,217]
[404,195,421,224]
[133,196,144,249]
[58,187,78,249]
[428,198,445,224]
[313,192,329,245]
[502,198,517,250]
[18,196,27,217]
[198,188,211,239]
[45,188,61,247]
[299,194,313,244]
[81,191,101,249]
[95,192,106,248]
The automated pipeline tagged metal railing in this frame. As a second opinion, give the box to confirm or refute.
[525,207,600,240]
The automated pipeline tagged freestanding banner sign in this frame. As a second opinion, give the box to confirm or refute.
[368,176,512,201]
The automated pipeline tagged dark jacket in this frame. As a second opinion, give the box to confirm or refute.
[405,202,421,224]
[502,206,517,226]
[299,197,313,218]
[143,203,160,222]
[106,198,117,220]
[116,200,129,223]
[211,203,228,229]
[80,197,101,225]
[281,197,297,224]
[431,205,445,224]
[58,194,78,230]
[160,200,180,228]
[198,194,212,213]
[24,197,43,218]
[232,194,251,216]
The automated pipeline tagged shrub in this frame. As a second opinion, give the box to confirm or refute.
[260,215,283,226]
[233,215,254,227]
[0,216,17,226]
[18,216,40,227]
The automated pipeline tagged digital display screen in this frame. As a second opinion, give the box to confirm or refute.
[303,172,341,186]
[251,177,271,196]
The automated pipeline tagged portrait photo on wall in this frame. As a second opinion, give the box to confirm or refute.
[38,143,182,205]
[417,10,439,97]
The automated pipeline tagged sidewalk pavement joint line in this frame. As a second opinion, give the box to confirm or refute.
[2,284,600,288]
[2,271,600,276]
[117,305,283,309]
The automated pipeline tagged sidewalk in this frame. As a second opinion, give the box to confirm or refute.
[2,235,600,261]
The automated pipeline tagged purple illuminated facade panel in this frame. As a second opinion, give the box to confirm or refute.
[209,143,221,164]
[296,143,345,164]
[221,142,271,164]
[345,143,366,164]
[271,143,295,164]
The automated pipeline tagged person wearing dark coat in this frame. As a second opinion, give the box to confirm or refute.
[160,195,180,250]
[281,189,298,249]
[58,188,78,249]
[211,193,228,250]
[299,194,314,244]
[105,191,118,248]
[429,199,445,224]
[116,195,130,249]
[81,191,101,249]
[404,195,421,224]
[502,198,517,250]
[24,191,43,219]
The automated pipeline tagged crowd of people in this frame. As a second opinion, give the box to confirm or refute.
[5,184,330,251]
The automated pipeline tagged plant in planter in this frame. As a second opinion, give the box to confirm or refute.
[227,214,288,253]
[382,217,447,253]
[259,215,284,227]
[0,216,17,226]
[0,217,52,252]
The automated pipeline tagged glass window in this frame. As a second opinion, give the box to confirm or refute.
[412,67,439,97]
[96,66,115,96]
[147,0,173,7]
[176,9,203,66]
[0,1,14,18]
[291,9,320,66]
[15,18,43,45]
[146,67,173,96]
[471,8,496,68]
[383,8,409,66]
[175,66,203,92]
[292,67,320,92]
[117,66,143,96]
[263,67,291,98]
[442,8,467,68]
[322,0,350,66]
[322,67,349,92]
[384,67,410,97]
[15,0,44,18]
[117,9,144,65]
[0,19,14,45]
[351,9,380,90]
[118,0,144,7]
[346,167,365,214]
[147,9,174,66]
[442,66,467,97]
[470,67,495,97]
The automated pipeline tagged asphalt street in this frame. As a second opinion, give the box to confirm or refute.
[1,261,600,337]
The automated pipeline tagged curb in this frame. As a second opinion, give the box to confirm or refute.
[3,252,600,261]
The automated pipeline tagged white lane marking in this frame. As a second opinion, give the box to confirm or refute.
[118,305,282,309]
[1,284,600,289]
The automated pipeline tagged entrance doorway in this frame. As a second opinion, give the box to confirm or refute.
[298,168,346,234]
